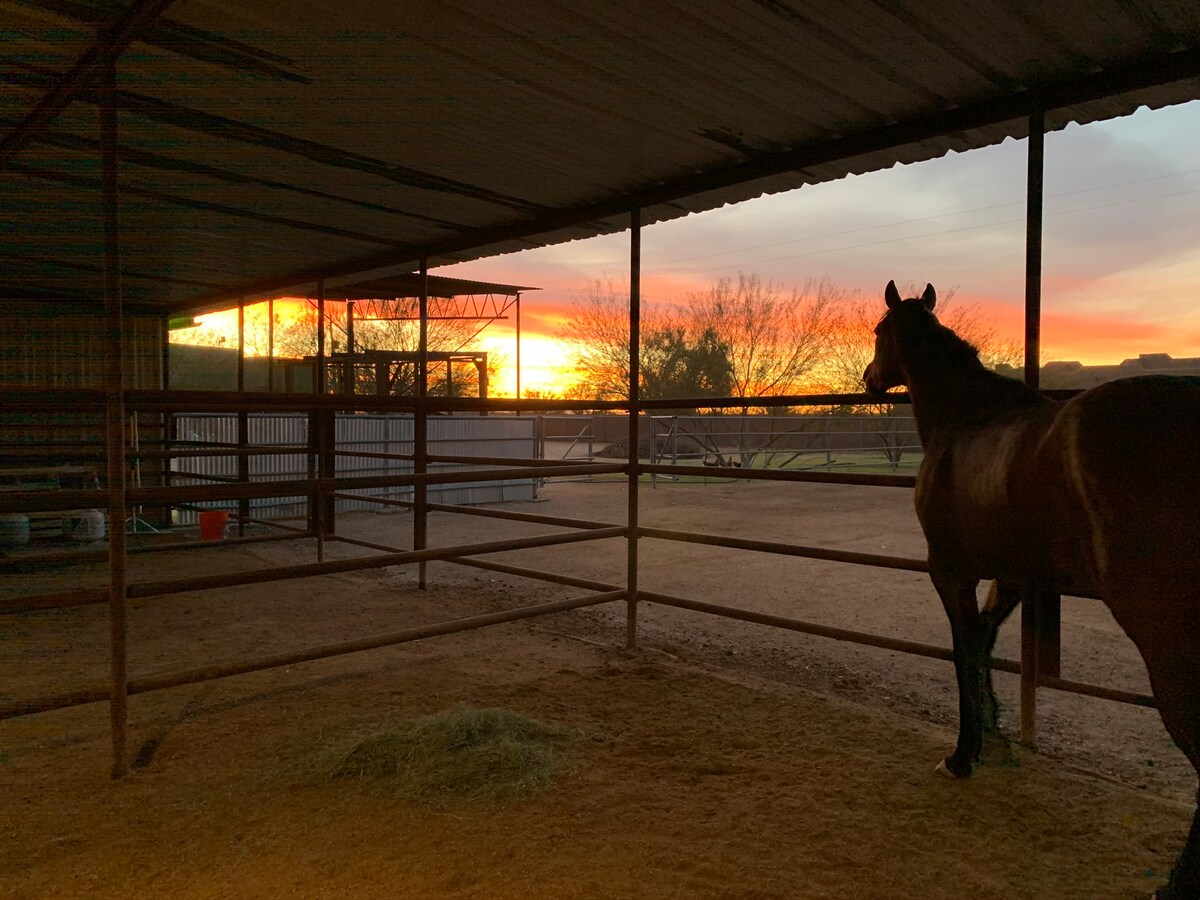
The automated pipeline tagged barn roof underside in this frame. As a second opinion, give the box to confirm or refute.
[2,1,1199,317]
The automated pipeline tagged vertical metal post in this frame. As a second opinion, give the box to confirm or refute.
[1024,110,1044,393]
[1020,109,1046,748]
[515,291,522,400]
[314,278,326,561]
[316,278,326,395]
[161,315,170,391]
[161,316,172,526]
[416,255,429,589]
[477,358,488,415]
[99,40,128,779]
[626,209,641,649]
[344,300,355,396]
[307,405,320,550]
[535,415,546,495]
[649,416,658,490]
[267,297,275,392]
[237,297,245,393]
[1020,583,1039,747]
[237,298,248,537]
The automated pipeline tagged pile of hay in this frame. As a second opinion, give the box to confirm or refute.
[313,706,579,804]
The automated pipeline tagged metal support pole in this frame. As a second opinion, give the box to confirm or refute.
[161,317,172,526]
[1020,584,1039,747]
[268,297,275,392]
[1024,109,1044,392]
[515,291,522,400]
[1020,108,1048,747]
[318,407,336,542]
[237,297,245,393]
[307,407,321,558]
[416,255,429,589]
[627,209,641,649]
[313,278,327,560]
[344,300,355,396]
[237,298,248,537]
[99,40,128,779]
[316,278,326,395]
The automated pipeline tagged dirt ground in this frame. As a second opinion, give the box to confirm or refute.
[1,479,1195,899]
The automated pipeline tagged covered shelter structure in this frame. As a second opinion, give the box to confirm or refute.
[274,272,536,397]
[1,0,1199,799]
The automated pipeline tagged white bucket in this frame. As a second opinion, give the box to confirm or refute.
[0,514,30,548]
[69,509,106,542]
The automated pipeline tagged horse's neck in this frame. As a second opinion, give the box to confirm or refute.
[905,358,1040,445]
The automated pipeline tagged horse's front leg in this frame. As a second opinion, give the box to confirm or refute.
[930,566,985,778]
[979,581,1021,732]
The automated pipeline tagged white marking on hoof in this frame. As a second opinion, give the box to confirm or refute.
[934,759,962,779]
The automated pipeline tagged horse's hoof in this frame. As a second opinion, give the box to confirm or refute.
[935,758,970,779]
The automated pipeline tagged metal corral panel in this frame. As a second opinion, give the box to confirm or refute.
[173,413,536,524]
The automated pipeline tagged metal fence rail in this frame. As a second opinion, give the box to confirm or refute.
[171,412,541,521]
[0,387,1152,779]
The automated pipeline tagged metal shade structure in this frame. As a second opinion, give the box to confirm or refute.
[308,274,537,303]
[2,1,1198,313]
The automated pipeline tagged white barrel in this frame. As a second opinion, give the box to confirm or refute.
[0,514,30,548]
[69,510,106,542]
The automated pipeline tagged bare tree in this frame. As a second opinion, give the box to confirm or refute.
[557,277,732,406]
[557,277,648,402]
[674,273,842,466]
[685,272,841,408]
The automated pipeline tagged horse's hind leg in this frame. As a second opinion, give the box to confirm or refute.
[929,567,985,778]
[1139,650,1200,900]
[979,581,1020,732]
[1162,806,1200,900]
[1115,603,1200,899]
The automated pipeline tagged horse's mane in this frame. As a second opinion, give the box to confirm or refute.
[902,307,1040,407]
[924,317,984,370]
[895,308,983,371]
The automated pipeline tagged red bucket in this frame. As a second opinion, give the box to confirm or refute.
[198,510,229,540]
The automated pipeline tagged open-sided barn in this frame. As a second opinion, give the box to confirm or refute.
[2,3,1200,897]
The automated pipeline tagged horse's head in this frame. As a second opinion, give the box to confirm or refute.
[863,280,937,396]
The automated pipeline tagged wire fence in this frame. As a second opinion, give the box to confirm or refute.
[170,412,540,522]
[537,412,922,481]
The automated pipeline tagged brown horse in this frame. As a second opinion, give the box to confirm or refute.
[864,280,1200,899]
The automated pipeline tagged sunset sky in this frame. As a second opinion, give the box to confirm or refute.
[196,99,1200,398]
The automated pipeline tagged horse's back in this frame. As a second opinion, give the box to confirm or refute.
[1061,375,1200,508]
[1058,375,1200,632]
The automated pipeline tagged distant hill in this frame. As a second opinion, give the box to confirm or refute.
[995,353,1200,390]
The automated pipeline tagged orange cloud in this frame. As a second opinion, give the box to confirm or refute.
[929,295,1197,366]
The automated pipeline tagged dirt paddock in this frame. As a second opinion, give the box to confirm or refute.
[1,480,1194,898]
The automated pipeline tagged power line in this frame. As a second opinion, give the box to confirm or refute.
[524,166,1200,286]
[660,185,1200,280]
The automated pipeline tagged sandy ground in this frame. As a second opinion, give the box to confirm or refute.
[1,479,1195,899]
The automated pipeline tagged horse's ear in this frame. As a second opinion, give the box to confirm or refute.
[921,283,936,311]
[885,280,901,310]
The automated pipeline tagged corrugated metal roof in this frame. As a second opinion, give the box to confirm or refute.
[2,0,1198,315]
[318,273,537,301]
